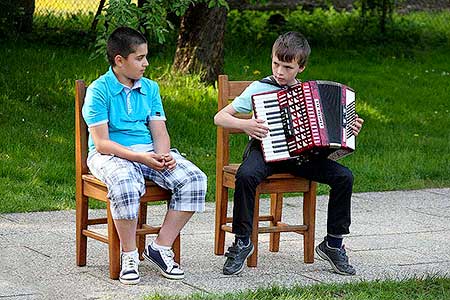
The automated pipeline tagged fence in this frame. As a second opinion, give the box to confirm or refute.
[35,0,138,15]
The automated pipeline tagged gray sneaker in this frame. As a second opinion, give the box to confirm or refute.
[315,238,356,276]
[223,240,254,275]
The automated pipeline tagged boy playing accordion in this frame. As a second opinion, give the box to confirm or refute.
[214,31,364,276]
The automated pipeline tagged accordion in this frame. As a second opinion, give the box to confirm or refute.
[251,80,356,163]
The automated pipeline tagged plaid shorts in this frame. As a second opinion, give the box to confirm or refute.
[87,150,207,220]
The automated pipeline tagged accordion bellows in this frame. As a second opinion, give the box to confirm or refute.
[252,80,356,163]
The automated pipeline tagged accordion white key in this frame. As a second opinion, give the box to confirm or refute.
[252,80,356,163]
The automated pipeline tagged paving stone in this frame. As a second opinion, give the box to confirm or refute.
[0,188,449,299]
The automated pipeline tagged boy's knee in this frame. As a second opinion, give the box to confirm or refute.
[339,167,354,186]
[235,167,260,186]
[186,166,207,182]
[108,178,143,219]
[192,169,208,191]
[108,177,143,201]
[176,167,207,196]
[197,169,207,183]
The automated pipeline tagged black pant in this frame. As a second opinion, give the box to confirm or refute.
[232,139,353,237]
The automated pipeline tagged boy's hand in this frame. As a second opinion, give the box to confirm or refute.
[139,152,165,171]
[244,119,269,140]
[162,153,177,170]
[352,114,364,136]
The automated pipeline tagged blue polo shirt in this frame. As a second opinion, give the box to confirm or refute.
[82,67,166,153]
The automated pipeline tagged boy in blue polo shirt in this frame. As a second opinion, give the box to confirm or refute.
[82,27,207,284]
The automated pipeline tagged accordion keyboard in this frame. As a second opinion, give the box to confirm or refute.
[252,92,291,161]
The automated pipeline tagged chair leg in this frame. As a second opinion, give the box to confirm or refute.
[76,194,88,266]
[137,203,148,260]
[303,182,317,263]
[106,200,120,279]
[269,193,283,252]
[214,186,228,255]
[173,234,181,264]
[247,192,260,267]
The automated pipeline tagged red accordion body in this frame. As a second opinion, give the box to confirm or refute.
[252,80,356,163]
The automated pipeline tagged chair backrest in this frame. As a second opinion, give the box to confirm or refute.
[215,75,253,178]
[75,80,88,185]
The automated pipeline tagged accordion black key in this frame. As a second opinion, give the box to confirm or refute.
[252,80,356,163]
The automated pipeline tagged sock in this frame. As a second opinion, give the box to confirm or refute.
[235,235,250,246]
[151,240,171,250]
[122,249,139,260]
[327,234,343,249]
[122,249,138,255]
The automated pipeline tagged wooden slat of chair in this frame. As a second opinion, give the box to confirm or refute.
[214,75,317,267]
[75,80,180,280]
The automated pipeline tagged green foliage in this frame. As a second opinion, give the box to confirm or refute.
[92,0,142,60]
[0,1,24,40]
[92,0,230,61]
[225,8,450,49]
[31,12,94,46]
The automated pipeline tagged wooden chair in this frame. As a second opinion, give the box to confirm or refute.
[214,75,318,267]
[75,80,180,279]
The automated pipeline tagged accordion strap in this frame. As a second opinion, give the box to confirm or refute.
[259,76,300,89]
[259,76,283,88]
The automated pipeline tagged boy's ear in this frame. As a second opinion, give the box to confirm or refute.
[114,55,124,67]
[298,66,306,73]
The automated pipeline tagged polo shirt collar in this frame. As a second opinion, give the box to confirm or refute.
[106,67,147,95]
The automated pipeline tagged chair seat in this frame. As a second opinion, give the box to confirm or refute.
[82,174,171,203]
[223,164,300,179]
[82,174,163,187]
[222,164,310,194]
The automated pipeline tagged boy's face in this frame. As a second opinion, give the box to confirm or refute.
[271,54,305,86]
[114,43,149,82]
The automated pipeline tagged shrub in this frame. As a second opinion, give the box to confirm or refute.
[0,2,23,40]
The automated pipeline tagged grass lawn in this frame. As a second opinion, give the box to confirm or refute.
[144,277,450,300]
[1,9,450,214]
[1,38,449,213]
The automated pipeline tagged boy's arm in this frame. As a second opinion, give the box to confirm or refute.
[148,120,171,154]
[148,120,176,170]
[90,123,165,171]
[214,103,269,141]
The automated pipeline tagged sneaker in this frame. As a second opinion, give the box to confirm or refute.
[223,239,254,275]
[119,251,140,285]
[315,238,356,276]
[143,243,185,280]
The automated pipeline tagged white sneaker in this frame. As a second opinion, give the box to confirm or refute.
[143,243,184,280]
[119,251,140,285]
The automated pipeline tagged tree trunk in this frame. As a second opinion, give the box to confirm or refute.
[172,2,227,84]
[17,0,35,33]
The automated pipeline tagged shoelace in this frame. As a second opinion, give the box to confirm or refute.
[122,254,137,272]
[225,242,241,258]
[159,248,179,269]
[337,246,351,266]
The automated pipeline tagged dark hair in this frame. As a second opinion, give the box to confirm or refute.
[106,27,147,66]
[272,31,311,67]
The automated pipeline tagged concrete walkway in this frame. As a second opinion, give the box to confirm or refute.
[1,188,449,299]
